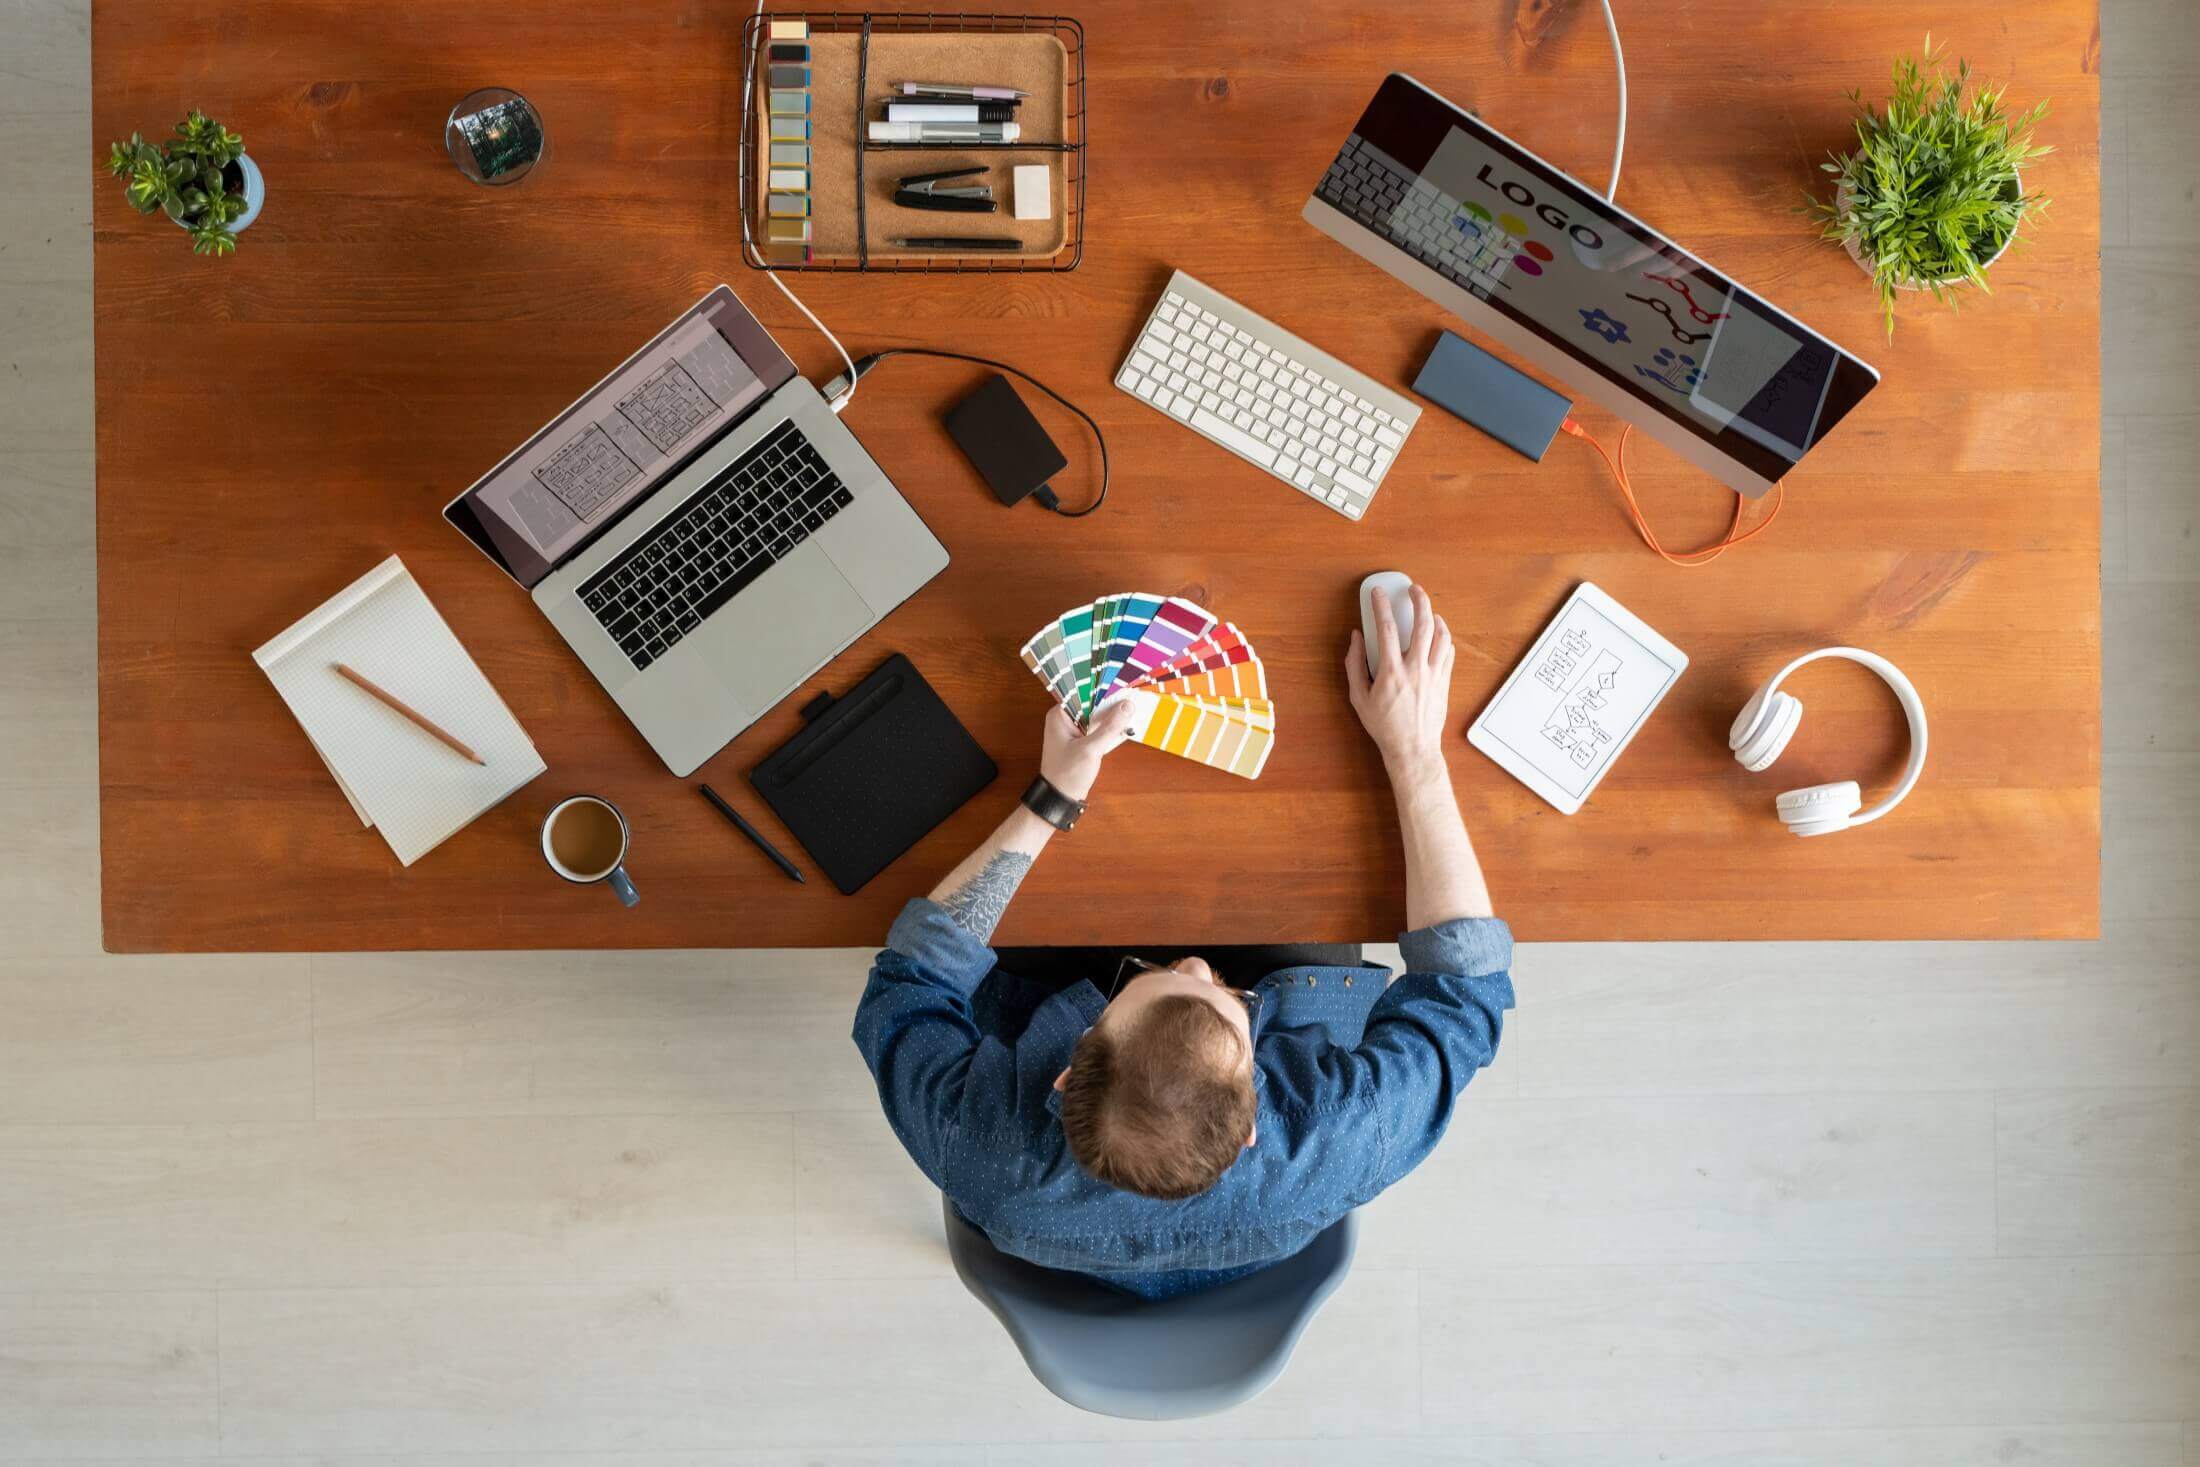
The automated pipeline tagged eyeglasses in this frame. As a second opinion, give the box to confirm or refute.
[1109,955,1262,1023]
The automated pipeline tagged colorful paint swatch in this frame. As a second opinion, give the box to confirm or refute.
[1116,597,1218,689]
[1117,689,1274,780]
[1019,593,1274,781]
[1143,658,1267,704]
[1092,593,1165,703]
[1115,621,1255,696]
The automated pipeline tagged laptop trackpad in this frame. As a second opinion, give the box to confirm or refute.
[698,543,874,711]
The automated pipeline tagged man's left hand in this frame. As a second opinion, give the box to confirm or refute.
[1039,698,1138,802]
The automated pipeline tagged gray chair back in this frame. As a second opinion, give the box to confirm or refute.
[941,1197,1358,1420]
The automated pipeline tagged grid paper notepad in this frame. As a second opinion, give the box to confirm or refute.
[253,556,546,866]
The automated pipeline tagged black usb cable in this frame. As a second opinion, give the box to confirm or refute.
[822,347,1109,517]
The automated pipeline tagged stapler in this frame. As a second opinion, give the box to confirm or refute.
[894,166,996,213]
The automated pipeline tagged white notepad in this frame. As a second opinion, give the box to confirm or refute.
[253,556,546,866]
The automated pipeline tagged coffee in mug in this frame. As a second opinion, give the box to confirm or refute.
[542,795,639,907]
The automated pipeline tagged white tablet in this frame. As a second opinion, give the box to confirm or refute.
[1467,582,1688,815]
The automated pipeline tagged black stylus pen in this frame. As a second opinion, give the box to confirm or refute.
[699,784,805,884]
[891,236,1019,250]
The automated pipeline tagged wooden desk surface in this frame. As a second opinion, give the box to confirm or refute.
[93,0,2101,951]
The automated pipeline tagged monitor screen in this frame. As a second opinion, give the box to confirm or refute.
[1311,75,1877,487]
[444,286,795,588]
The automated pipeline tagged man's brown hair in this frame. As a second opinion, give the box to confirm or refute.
[1060,994,1256,1200]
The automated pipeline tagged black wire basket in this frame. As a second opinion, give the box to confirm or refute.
[738,10,1087,273]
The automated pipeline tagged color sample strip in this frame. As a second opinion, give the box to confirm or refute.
[1056,606,1096,719]
[1130,696,1273,781]
[1133,644,1260,696]
[1084,594,1125,711]
[1020,624,1081,712]
[1083,594,1133,718]
[1146,660,1267,702]
[1117,597,1218,689]
[1125,623,1253,691]
[1168,693,1275,730]
[1092,593,1164,704]
[1222,719,1274,778]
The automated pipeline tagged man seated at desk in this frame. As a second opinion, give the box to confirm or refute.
[854,586,1513,1296]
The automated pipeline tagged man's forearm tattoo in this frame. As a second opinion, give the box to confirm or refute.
[938,851,1035,941]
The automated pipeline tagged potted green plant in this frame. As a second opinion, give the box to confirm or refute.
[105,109,264,256]
[1812,41,2051,336]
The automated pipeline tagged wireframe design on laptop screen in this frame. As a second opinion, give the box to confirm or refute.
[444,286,796,589]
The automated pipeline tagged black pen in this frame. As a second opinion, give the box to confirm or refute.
[699,784,805,884]
[891,236,1020,251]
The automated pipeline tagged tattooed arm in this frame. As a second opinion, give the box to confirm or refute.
[927,698,1139,941]
[928,821,1045,942]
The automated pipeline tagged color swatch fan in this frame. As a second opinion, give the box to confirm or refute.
[1021,593,1274,779]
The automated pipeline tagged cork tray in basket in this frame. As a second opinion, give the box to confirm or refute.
[758,28,1070,261]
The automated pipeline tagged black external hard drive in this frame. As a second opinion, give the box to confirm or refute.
[1412,330,1573,462]
[944,373,1069,507]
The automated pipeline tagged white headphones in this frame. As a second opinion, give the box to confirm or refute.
[1728,647,1929,838]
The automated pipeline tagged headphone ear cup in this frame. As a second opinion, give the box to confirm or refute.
[1732,691,1803,773]
[1776,780,1862,837]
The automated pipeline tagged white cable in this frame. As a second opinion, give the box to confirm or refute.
[1599,0,1626,202]
[739,0,859,411]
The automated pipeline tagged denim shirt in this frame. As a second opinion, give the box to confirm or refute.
[853,898,1514,1296]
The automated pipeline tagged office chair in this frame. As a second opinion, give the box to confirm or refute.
[940,1197,1359,1420]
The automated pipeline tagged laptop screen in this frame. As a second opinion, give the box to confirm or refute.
[444,286,797,589]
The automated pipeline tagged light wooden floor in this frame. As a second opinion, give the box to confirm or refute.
[3,1,2195,1459]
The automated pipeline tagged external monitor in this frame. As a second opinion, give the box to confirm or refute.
[1304,74,1879,497]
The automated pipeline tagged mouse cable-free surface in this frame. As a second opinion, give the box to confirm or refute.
[826,347,1110,518]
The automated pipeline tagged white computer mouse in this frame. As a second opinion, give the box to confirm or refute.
[1359,571,1416,675]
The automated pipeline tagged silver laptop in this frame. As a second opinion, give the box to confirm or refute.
[444,285,948,776]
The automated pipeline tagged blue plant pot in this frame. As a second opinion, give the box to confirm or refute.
[168,153,265,237]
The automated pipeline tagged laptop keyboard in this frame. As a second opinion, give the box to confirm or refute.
[577,419,854,670]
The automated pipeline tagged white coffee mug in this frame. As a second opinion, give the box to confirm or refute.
[541,795,639,907]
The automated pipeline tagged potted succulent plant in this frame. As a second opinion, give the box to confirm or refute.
[105,109,264,256]
[1811,41,2051,336]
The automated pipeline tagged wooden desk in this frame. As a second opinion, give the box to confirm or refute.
[93,1,2101,950]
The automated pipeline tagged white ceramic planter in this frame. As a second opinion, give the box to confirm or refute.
[169,152,265,237]
[1834,168,2020,290]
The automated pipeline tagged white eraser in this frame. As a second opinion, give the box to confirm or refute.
[1012,164,1050,221]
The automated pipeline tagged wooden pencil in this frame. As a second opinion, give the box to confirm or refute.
[333,662,487,765]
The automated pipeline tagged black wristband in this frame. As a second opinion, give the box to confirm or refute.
[1021,774,1086,831]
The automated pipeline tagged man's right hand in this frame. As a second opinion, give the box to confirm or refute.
[1345,584,1455,781]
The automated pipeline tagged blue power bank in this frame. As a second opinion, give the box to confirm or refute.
[1411,330,1572,462]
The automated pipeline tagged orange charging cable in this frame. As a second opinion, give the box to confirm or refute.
[1559,417,1784,567]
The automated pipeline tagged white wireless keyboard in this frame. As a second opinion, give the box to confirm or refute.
[1114,270,1421,520]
